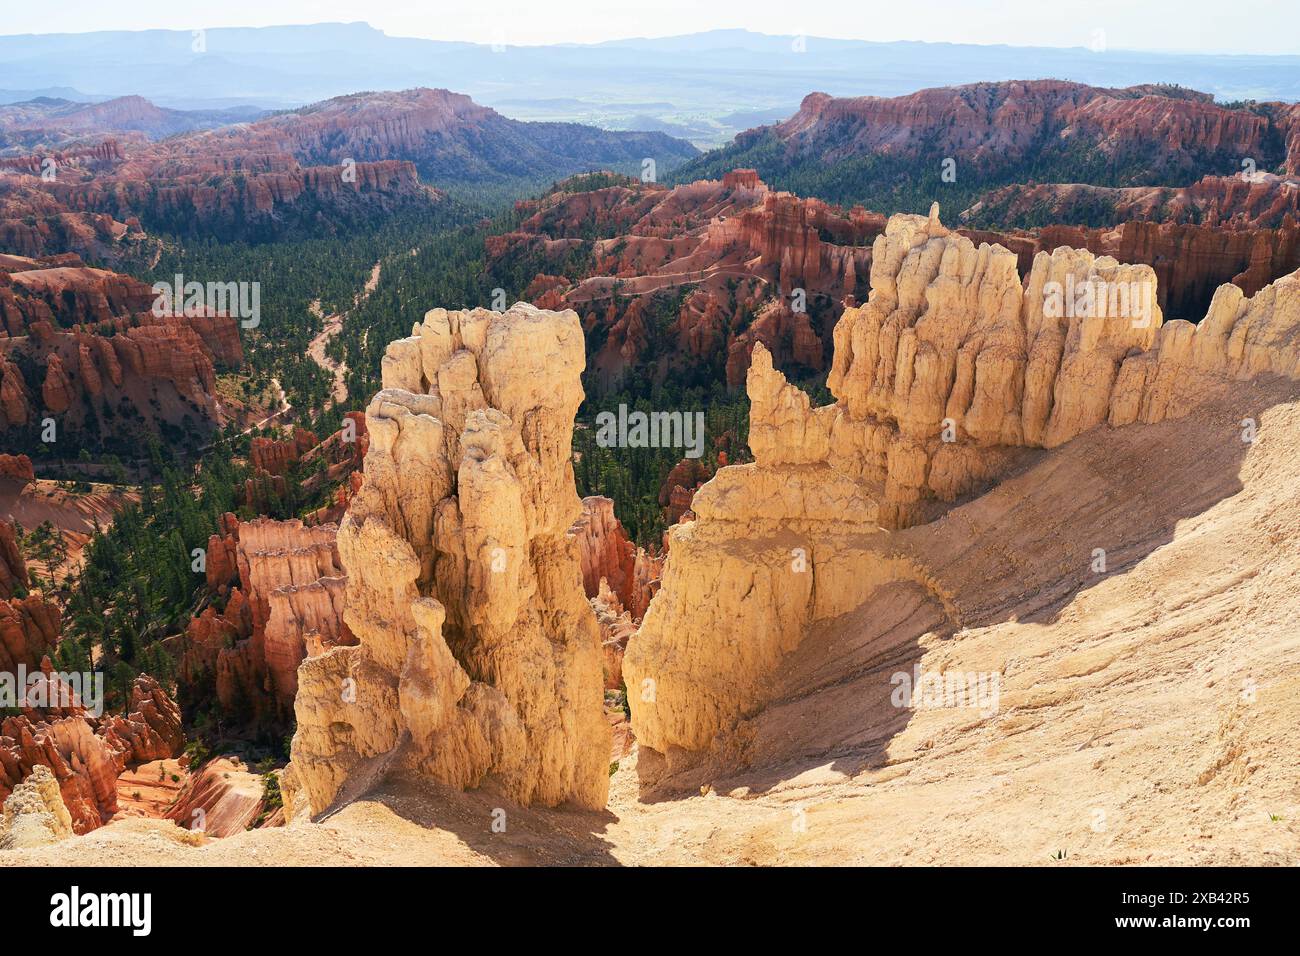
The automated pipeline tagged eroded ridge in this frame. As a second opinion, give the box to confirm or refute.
[625,206,1300,773]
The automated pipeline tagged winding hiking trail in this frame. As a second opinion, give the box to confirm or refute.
[308,260,382,409]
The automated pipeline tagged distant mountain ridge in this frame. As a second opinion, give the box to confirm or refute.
[2,24,1297,146]
[0,94,267,148]
[674,79,1300,226]
[0,87,698,255]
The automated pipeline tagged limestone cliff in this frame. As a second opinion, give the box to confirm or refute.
[625,205,1300,769]
[282,304,609,819]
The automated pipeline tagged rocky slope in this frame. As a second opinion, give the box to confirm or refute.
[678,81,1300,226]
[198,88,697,189]
[164,757,271,838]
[624,204,1300,773]
[0,89,696,253]
[771,82,1286,178]
[281,304,609,820]
[966,173,1300,231]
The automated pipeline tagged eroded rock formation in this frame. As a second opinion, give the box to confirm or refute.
[0,517,29,600]
[0,592,60,672]
[962,217,1300,322]
[177,516,350,729]
[0,252,243,444]
[624,205,1300,770]
[572,496,662,620]
[571,496,663,689]
[282,304,608,819]
[490,171,879,390]
[0,673,184,834]
[0,764,73,849]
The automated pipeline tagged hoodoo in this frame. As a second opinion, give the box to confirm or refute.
[282,304,609,819]
[625,206,1300,773]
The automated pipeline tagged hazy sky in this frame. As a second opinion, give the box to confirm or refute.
[3,0,1296,55]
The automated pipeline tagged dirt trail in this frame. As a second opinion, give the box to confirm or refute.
[307,260,381,408]
[6,379,1298,866]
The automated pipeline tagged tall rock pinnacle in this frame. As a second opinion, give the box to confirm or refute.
[283,304,609,818]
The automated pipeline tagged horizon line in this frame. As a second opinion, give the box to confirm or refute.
[0,21,1295,59]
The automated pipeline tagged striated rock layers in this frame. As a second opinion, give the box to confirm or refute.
[624,205,1300,769]
[282,304,608,819]
[177,516,350,729]
[165,756,270,837]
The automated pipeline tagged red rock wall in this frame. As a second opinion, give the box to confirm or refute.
[179,515,352,729]
[571,496,663,622]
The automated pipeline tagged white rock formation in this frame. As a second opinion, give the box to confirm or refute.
[625,206,1300,772]
[283,304,609,818]
[0,764,73,849]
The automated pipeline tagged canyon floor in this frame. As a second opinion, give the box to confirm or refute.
[6,378,1299,866]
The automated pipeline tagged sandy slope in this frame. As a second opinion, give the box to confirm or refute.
[0,478,137,585]
[5,380,1299,866]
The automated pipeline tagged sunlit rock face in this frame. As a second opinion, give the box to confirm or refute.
[283,304,609,819]
[625,205,1300,771]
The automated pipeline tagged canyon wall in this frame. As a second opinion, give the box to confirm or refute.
[178,515,350,730]
[0,252,243,444]
[624,205,1300,769]
[282,304,608,819]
